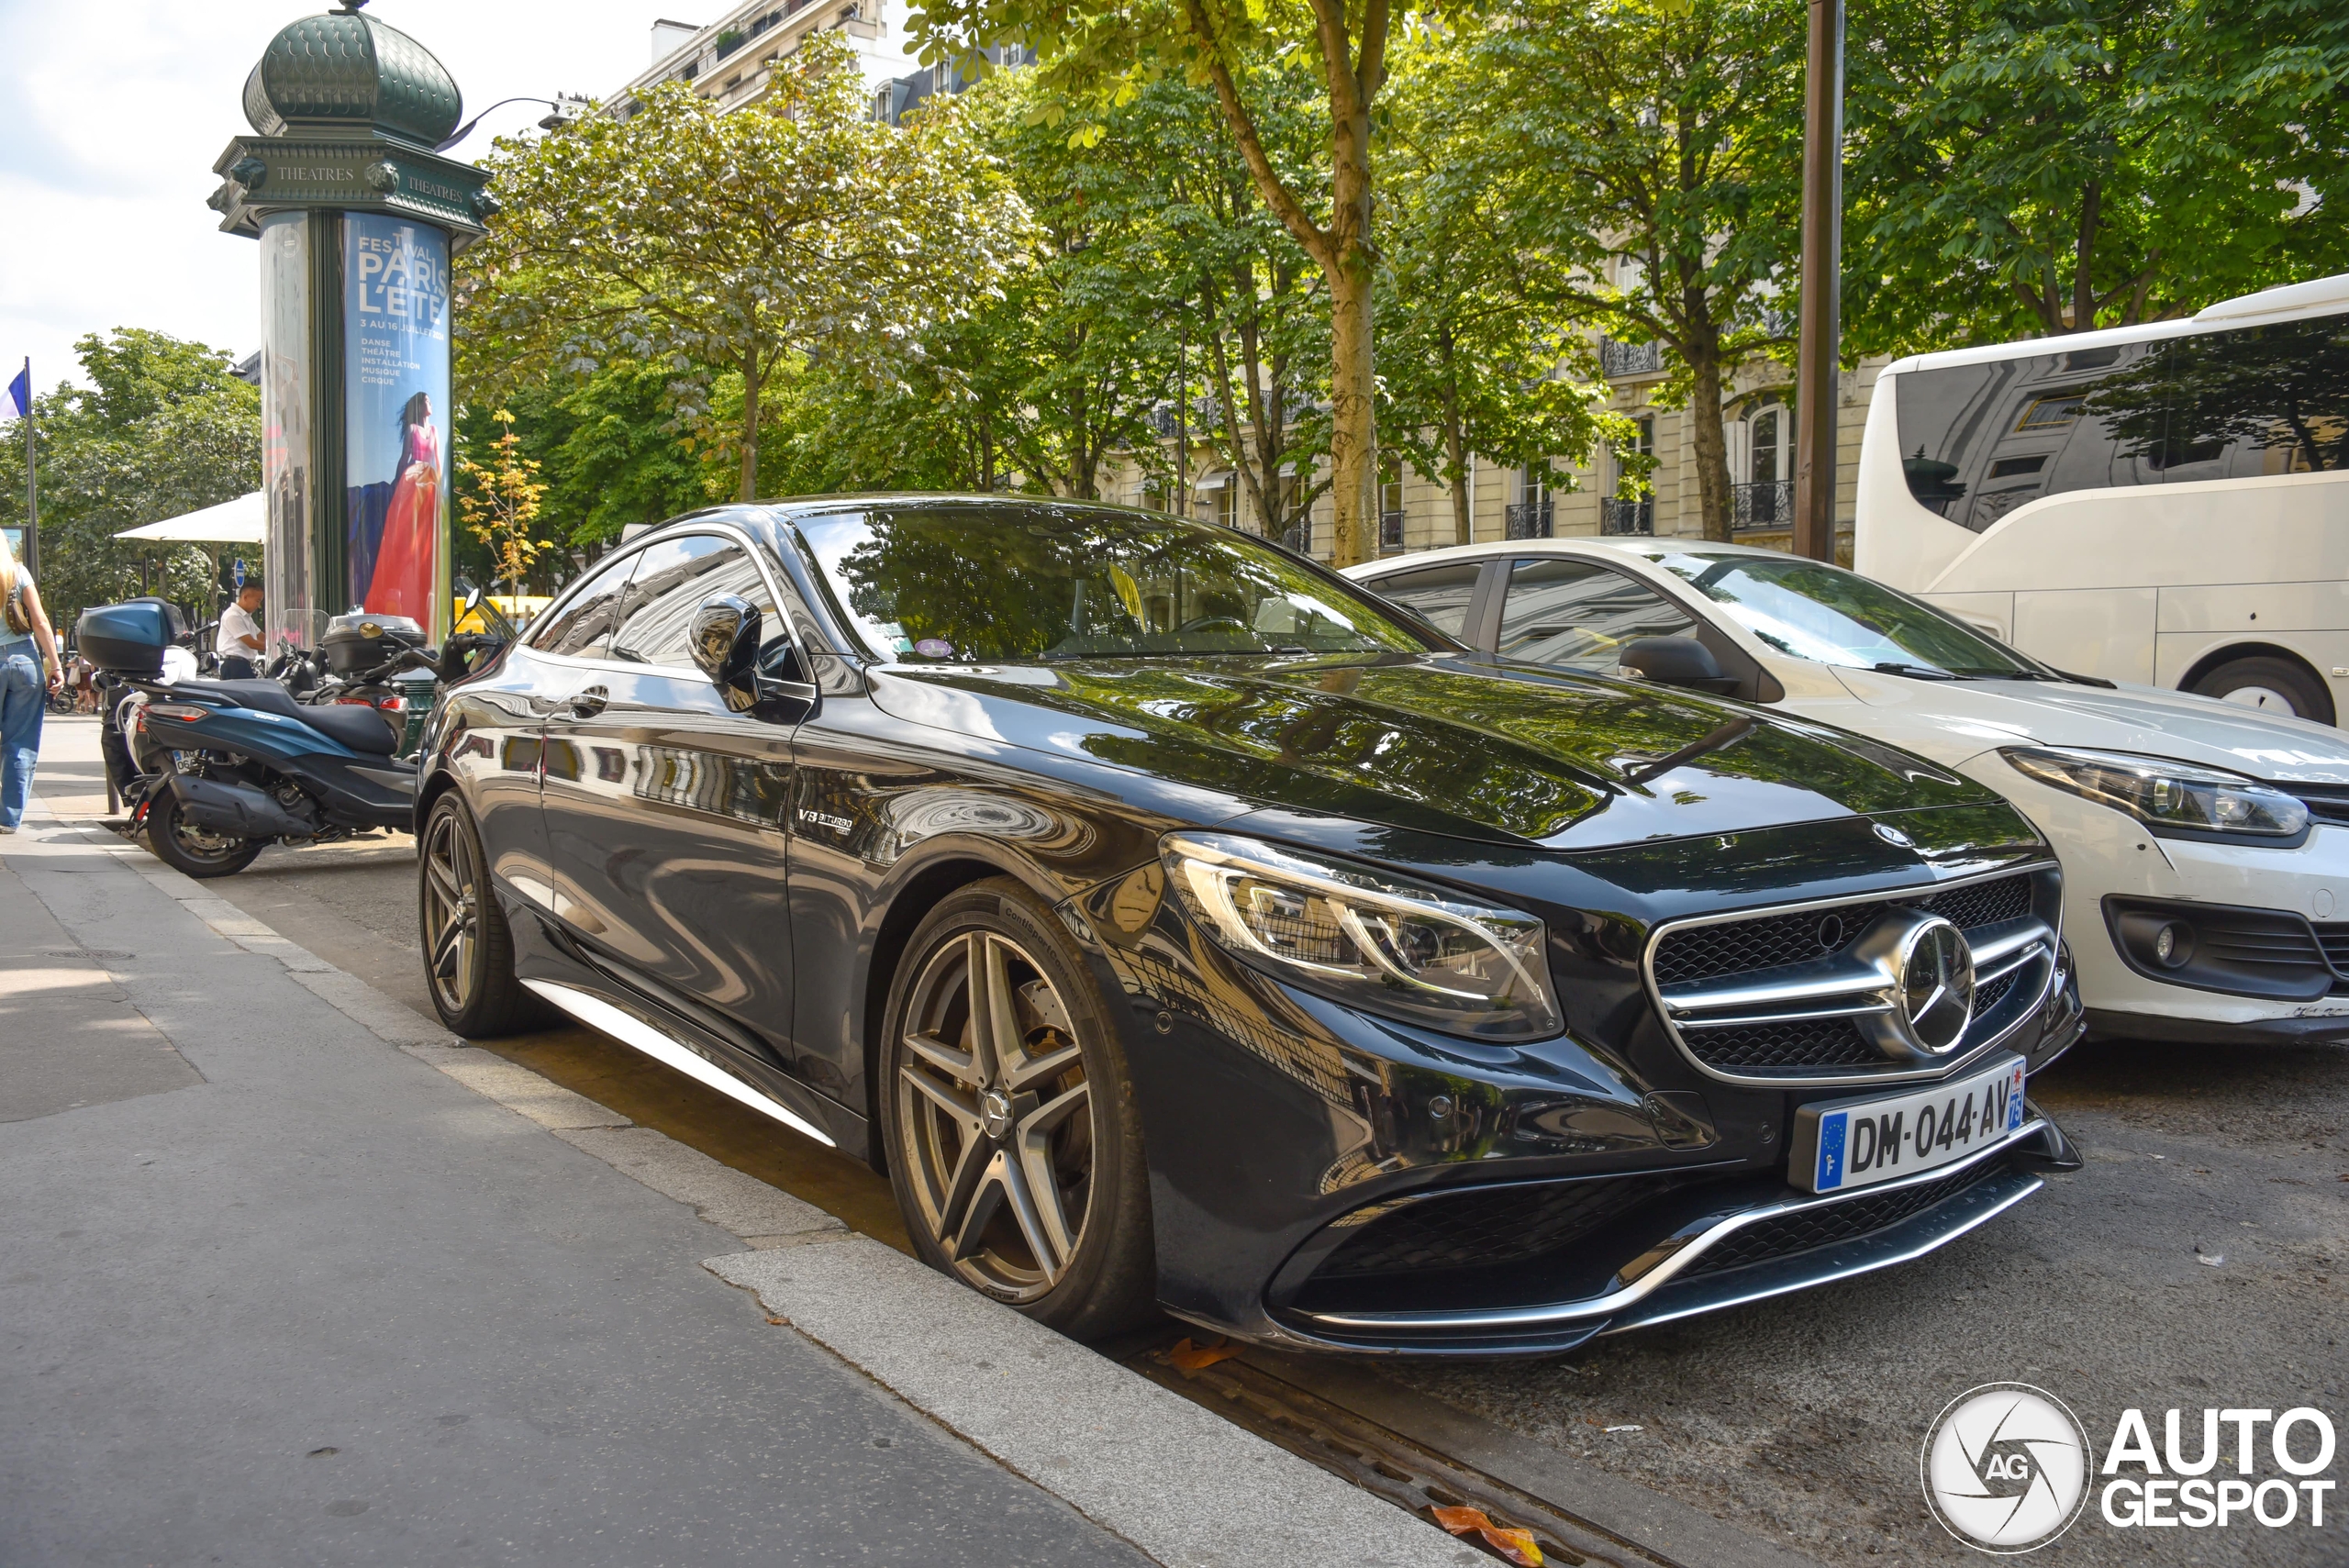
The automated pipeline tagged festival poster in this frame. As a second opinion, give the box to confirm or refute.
[343,213,451,631]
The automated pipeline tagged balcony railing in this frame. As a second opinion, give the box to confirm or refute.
[1504,500,1553,539]
[1599,497,1653,536]
[1282,520,1312,555]
[1379,509,1405,550]
[1733,479,1794,530]
[1600,339,1664,378]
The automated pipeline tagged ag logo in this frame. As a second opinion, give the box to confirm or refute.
[1921,1383,2093,1553]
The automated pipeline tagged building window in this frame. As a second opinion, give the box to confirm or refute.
[1378,454,1404,550]
[1215,476,1240,529]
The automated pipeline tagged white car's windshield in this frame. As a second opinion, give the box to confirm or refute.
[1645,550,2048,678]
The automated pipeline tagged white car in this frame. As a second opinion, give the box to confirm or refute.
[1348,538,2349,1044]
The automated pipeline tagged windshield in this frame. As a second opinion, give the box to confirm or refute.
[797,506,1438,663]
[1643,550,2043,677]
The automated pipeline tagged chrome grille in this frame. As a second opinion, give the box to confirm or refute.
[1647,867,2056,1084]
[1652,873,2034,987]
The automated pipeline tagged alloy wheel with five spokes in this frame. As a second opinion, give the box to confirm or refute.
[895,929,1097,1303]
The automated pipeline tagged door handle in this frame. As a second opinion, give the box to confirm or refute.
[567,685,608,718]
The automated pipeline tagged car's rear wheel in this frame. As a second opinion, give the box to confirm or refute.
[880,879,1155,1340]
[2190,656,2334,725]
[420,793,536,1039]
[144,789,263,879]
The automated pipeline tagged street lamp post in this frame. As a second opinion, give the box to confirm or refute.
[1791,0,1843,563]
[206,0,492,650]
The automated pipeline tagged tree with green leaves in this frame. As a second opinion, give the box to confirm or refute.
[1846,0,2349,350]
[0,329,256,630]
[1375,30,1622,546]
[912,0,1403,563]
[1431,0,1807,542]
[459,32,1034,503]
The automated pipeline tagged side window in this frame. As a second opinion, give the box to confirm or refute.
[1364,561,1483,639]
[1896,341,2165,532]
[529,551,637,659]
[1497,558,1694,671]
[610,535,781,667]
[2124,317,2349,481]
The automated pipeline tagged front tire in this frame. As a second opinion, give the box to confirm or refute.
[880,879,1156,1340]
[144,790,263,879]
[419,793,536,1039]
[2190,656,2334,725]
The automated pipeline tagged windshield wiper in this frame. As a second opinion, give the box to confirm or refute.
[1872,662,1967,681]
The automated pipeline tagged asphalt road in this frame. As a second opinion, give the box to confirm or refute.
[40,720,2345,1566]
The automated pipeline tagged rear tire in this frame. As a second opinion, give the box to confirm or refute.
[2190,656,2334,725]
[144,789,263,879]
[879,878,1157,1341]
[419,793,536,1039]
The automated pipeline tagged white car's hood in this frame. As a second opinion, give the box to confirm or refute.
[1792,665,2349,783]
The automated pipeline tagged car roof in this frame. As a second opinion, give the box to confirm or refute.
[1346,537,1793,575]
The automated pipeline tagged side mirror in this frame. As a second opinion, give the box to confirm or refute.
[691,594,818,717]
[689,594,761,689]
[1618,636,1741,695]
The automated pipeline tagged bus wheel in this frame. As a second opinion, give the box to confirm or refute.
[2189,656,2335,726]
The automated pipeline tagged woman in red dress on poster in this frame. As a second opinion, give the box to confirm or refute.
[366,392,439,621]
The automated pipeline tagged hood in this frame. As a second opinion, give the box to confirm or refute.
[1820,668,2349,783]
[865,654,2003,851]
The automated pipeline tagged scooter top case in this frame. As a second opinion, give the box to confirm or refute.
[139,681,416,830]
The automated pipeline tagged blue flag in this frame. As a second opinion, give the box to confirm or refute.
[6,363,27,420]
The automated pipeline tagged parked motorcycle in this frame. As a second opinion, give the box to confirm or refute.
[79,592,512,879]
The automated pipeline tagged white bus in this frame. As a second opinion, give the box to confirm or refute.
[1854,272,2349,724]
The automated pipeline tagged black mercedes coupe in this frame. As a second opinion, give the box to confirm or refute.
[416,498,2084,1355]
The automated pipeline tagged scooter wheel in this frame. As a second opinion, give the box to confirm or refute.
[145,789,264,879]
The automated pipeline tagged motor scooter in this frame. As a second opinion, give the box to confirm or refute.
[85,591,512,878]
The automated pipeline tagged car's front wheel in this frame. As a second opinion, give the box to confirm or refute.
[880,879,1155,1340]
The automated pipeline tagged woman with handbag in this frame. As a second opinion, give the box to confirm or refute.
[0,529,63,834]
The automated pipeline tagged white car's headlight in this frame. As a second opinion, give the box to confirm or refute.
[1160,833,1564,1040]
[2001,747,2310,840]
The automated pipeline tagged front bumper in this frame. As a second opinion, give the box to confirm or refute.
[1974,767,2349,1040]
[1070,827,2087,1358]
[1266,1114,2076,1356]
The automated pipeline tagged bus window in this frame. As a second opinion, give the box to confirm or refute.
[1895,340,2165,532]
[2093,317,2349,482]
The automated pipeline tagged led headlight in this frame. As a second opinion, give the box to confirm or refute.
[1160,833,1564,1040]
[2002,747,2310,839]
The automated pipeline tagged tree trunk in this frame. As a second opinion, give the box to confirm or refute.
[1440,330,1469,546]
[2071,182,2101,333]
[1687,339,1734,544]
[738,357,760,503]
[1328,250,1375,566]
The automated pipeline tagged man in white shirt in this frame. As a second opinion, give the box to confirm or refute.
[216,584,264,679]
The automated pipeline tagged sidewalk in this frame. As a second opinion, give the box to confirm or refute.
[0,729,1481,1568]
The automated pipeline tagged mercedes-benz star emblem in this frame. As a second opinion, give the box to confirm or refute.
[1854,911,1977,1060]
[979,1088,1014,1140]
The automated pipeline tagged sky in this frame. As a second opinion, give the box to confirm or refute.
[0,1,688,398]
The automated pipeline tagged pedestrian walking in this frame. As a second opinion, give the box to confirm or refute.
[0,528,64,833]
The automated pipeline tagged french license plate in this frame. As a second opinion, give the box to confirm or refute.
[1791,1055,2028,1195]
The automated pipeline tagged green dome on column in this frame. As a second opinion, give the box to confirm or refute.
[241,2,462,150]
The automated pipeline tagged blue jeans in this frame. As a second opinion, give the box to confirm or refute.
[0,650,43,829]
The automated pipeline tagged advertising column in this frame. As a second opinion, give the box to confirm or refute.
[342,214,451,635]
